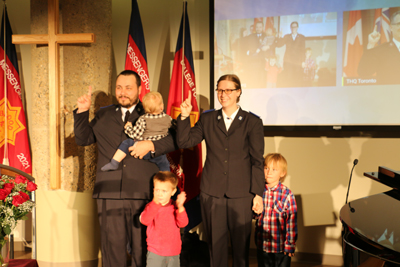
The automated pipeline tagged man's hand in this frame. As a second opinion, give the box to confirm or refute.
[252,194,263,214]
[176,191,187,212]
[367,25,381,49]
[129,140,154,159]
[77,86,92,113]
[180,91,192,119]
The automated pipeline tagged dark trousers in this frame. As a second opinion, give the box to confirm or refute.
[119,139,170,171]
[257,250,291,267]
[97,199,148,267]
[200,192,253,267]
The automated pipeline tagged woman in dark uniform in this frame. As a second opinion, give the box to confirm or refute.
[177,74,265,267]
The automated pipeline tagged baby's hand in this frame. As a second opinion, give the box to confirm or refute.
[125,121,132,129]
[175,191,186,209]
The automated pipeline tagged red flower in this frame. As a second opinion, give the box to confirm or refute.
[12,195,26,207]
[14,175,27,184]
[3,183,14,194]
[19,191,30,201]
[0,189,8,201]
[26,181,38,192]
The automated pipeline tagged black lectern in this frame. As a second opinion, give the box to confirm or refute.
[340,166,400,266]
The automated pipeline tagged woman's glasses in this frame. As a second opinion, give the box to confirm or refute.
[215,88,240,95]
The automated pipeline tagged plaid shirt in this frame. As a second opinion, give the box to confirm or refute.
[125,112,171,141]
[255,182,297,253]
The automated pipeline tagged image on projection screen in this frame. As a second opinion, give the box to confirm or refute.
[215,12,337,89]
[213,0,400,127]
[343,7,400,86]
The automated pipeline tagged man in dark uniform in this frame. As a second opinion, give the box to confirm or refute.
[358,10,400,85]
[275,21,306,87]
[74,70,177,267]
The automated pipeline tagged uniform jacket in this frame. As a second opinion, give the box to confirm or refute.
[358,40,400,85]
[275,33,306,67]
[74,102,178,199]
[177,108,265,198]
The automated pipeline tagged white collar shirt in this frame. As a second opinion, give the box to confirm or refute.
[121,105,136,122]
[222,107,240,131]
[392,38,400,52]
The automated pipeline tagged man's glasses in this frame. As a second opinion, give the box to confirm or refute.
[215,88,240,95]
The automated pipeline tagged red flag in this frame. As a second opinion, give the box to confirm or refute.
[343,10,363,77]
[167,2,202,230]
[125,0,150,100]
[0,8,32,174]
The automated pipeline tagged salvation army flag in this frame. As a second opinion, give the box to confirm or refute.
[373,8,391,46]
[167,2,202,230]
[343,10,363,77]
[125,0,150,100]
[0,7,32,174]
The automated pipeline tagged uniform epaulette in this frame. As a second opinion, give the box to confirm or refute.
[249,111,260,118]
[203,109,215,113]
[100,104,114,109]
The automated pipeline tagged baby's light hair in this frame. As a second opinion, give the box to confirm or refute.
[142,92,164,114]
[153,171,179,188]
[263,153,288,181]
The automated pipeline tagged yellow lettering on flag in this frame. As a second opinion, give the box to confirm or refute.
[0,98,25,146]
[171,106,199,127]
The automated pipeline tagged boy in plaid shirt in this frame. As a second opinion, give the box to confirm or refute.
[101,91,172,172]
[255,153,297,267]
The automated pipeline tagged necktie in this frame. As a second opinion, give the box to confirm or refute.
[124,111,130,123]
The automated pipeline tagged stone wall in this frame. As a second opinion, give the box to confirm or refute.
[31,0,112,192]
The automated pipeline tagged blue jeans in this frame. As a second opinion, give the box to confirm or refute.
[118,139,170,171]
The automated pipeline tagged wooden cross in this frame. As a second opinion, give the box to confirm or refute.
[12,0,95,189]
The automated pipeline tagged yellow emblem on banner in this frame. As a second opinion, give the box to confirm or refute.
[0,98,25,147]
[171,106,199,127]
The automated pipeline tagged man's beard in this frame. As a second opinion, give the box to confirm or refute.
[118,96,139,108]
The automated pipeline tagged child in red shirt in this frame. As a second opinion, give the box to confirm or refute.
[140,171,188,267]
[265,55,283,88]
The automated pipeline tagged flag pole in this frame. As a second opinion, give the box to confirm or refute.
[2,0,9,165]
[179,1,187,171]
[181,1,186,102]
